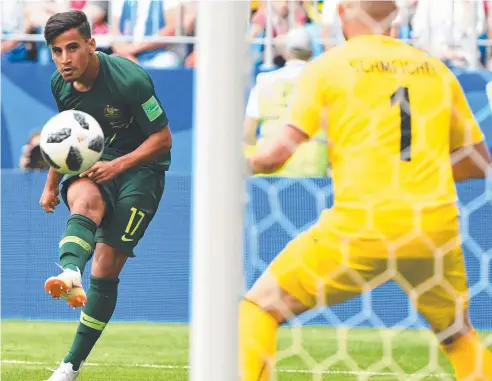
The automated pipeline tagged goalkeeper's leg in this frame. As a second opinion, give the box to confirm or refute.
[239,226,387,381]
[240,273,310,381]
[399,252,492,381]
[439,315,492,381]
[240,227,321,381]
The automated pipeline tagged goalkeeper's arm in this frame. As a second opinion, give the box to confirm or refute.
[449,70,491,182]
[451,141,492,182]
[247,124,308,174]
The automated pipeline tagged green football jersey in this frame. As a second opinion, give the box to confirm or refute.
[51,52,171,171]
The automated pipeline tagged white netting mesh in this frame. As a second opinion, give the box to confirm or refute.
[246,176,492,380]
[244,1,492,380]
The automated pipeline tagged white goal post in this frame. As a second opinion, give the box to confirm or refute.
[190,2,250,381]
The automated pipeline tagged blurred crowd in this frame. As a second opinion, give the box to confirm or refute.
[5,0,492,174]
[3,0,492,70]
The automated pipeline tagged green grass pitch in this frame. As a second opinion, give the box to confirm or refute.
[4,320,490,380]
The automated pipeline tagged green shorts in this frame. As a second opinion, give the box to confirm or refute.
[61,167,165,257]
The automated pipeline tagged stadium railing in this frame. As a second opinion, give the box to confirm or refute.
[3,0,492,69]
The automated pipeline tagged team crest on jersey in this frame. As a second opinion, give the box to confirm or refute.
[104,105,121,118]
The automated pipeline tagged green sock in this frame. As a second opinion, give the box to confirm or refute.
[59,214,97,274]
[64,277,119,370]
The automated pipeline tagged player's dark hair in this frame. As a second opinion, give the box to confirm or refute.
[44,11,91,45]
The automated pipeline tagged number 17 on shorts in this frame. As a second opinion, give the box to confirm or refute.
[121,207,146,242]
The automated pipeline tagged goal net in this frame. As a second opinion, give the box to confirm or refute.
[245,175,492,380]
[192,1,492,381]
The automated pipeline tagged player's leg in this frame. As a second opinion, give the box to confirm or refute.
[398,247,492,381]
[46,243,126,381]
[62,243,126,372]
[240,226,388,381]
[240,226,324,381]
[50,168,165,379]
[44,177,106,307]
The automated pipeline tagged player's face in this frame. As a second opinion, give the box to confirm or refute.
[50,28,96,82]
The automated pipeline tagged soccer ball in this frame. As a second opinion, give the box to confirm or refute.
[40,110,104,175]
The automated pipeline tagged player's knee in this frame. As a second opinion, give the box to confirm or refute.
[71,196,104,221]
[91,243,127,279]
[243,294,285,324]
[68,180,105,223]
[246,280,308,324]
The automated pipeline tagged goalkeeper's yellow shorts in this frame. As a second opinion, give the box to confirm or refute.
[266,210,469,333]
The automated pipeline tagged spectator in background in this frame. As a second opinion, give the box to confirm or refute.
[251,0,260,14]
[251,0,308,37]
[174,0,198,68]
[250,0,308,66]
[1,0,34,61]
[70,1,110,52]
[412,0,486,68]
[21,0,67,64]
[484,0,492,68]
[390,0,418,39]
[26,1,107,33]
[320,0,344,51]
[302,0,324,24]
[111,0,186,68]
[2,0,107,63]
[244,28,329,177]
[70,1,108,34]
[19,131,50,171]
[26,0,67,32]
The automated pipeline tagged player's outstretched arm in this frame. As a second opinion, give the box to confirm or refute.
[39,168,63,213]
[248,125,308,174]
[451,142,492,182]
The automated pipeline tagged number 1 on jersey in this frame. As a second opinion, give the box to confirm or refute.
[391,87,412,161]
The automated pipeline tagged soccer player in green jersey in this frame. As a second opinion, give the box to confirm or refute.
[38,11,172,381]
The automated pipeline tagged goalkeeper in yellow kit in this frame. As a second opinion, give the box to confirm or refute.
[241,1,492,380]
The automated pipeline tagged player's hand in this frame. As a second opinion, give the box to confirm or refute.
[40,186,60,213]
[79,160,125,184]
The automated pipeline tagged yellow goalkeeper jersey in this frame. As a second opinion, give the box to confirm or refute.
[287,35,484,234]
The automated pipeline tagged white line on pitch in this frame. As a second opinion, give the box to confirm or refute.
[1,359,449,378]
